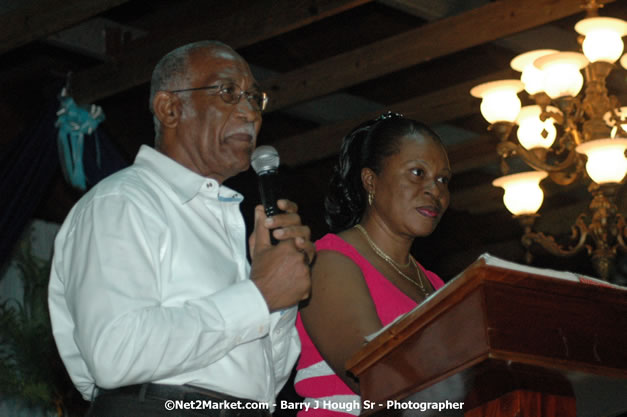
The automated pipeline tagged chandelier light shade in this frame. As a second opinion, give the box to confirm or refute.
[575,17,627,63]
[510,49,558,95]
[492,171,548,216]
[470,79,524,123]
[533,52,589,99]
[516,105,560,150]
[621,53,627,69]
[575,138,627,184]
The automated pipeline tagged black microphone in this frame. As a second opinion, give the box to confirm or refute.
[251,145,284,244]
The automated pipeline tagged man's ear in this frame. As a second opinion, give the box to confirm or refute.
[153,91,180,128]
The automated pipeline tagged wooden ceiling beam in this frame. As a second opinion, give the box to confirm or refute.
[0,0,132,55]
[450,183,504,214]
[275,69,514,166]
[72,0,372,105]
[377,0,488,20]
[447,134,499,174]
[262,0,614,112]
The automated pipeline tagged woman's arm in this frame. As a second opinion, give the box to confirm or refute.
[299,249,382,394]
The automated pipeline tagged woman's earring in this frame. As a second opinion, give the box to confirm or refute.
[368,191,375,206]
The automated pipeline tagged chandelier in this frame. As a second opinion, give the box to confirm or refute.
[470,0,627,282]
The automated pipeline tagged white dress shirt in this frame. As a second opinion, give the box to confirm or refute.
[48,145,299,408]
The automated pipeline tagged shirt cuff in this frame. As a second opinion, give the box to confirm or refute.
[207,279,271,343]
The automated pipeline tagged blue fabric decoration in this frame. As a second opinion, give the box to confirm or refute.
[55,92,105,190]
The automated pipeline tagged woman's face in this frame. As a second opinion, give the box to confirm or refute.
[366,133,451,238]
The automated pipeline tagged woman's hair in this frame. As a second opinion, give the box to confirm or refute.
[325,112,442,232]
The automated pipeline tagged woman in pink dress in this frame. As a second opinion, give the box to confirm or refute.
[295,113,451,416]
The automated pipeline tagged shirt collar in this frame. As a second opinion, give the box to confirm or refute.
[134,145,242,204]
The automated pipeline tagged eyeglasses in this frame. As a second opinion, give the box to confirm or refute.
[169,82,268,112]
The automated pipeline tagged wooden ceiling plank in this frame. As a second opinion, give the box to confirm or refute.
[0,0,132,55]
[450,182,504,213]
[377,0,488,21]
[446,134,500,174]
[376,0,445,20]
[275,69,514,166]
[262,0,615,111]
[72,0,372,105]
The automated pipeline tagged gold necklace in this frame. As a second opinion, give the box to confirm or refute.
[354,224,429,296]
[354,224,410,268]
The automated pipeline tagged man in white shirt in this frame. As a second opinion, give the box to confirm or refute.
[48,40,314,417]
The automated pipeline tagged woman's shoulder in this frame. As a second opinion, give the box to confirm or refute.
[314,232,375,277]
[315,232,345,248]
[315,231,361,250]
[315,233,356,262]
[315,232,363,259]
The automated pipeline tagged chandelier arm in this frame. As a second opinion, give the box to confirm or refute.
[572,97,586,130]
[561,118,583,149]
[547,170,581,187]
[495,141,518,159]
[496,140,580,174]
[617,214,627,253]
[582,185,625,280]
[608,95,621,116]
[539,109,564,125]
[589,185,627,252]
[521,215,589,258]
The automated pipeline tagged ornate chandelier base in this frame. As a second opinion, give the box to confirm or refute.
[516,183,626,281]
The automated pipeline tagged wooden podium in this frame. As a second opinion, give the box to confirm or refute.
[347,258,627,417]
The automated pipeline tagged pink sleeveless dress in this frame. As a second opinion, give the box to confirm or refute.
[295,234,445,416]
